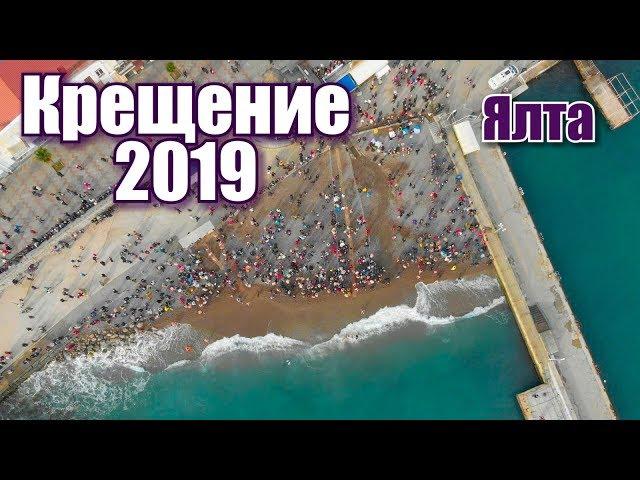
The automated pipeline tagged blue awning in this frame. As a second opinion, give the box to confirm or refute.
[337,73,358,92]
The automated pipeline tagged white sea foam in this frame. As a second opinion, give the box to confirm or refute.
[0,275,505,419]
[200,333,308,363]
[415,274,502,317]
[0,323,204,419]
[125,365,146,373]
[309,278,504,356]
[165,359,192,371]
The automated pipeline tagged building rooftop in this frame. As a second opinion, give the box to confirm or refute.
[0,60,83,129]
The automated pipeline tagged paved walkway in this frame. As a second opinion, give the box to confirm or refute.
[520,60,561,84]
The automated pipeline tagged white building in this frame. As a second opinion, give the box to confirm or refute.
[68,60,128,86]
[0,117,40,175]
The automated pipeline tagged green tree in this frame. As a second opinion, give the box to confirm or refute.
[166,62,176,73]
[34,147,52,163]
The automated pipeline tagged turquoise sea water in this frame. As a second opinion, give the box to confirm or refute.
[503,60,640,418]
[106,309,535,420]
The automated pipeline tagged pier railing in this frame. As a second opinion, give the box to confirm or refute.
[574,60,637,129]
[607,73,640,119]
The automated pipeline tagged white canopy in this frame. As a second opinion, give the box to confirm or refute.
[179,221,214,249]
[349,60,389,85]
[452,121,480,155]
[375,65,391,80]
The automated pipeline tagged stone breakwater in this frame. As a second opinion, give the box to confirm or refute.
[63,323,155,359]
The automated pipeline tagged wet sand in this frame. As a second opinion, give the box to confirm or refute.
[158,262,495,343]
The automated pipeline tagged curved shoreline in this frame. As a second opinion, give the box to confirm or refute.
[156,262,495,344]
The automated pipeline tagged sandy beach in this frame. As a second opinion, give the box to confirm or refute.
[157,262,495,343]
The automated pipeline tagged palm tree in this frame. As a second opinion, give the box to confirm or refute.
[166,62,177,74]
[34,147,52,163]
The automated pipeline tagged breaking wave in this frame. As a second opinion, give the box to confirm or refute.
[165,359,192,371]
[309,275,504,356]
[0,275,505,419]
[0,324,204,419]
[200,333,308,363]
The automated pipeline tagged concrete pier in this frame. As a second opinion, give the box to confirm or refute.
[510,61,562,98]
[446,130,616,419]
[517,383,566,420]
[574,60,633,129]
[517,360,578,419]
[520,60,561,84]
[445,142,549,377]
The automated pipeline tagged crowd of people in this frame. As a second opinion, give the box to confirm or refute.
[311,60,347,80]
[1,185,112,278]
[0,59,492,382]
